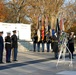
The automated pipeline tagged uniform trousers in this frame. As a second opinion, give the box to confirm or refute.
[6,49,11,62]
[0,50,3,63]
[12,48,18,61]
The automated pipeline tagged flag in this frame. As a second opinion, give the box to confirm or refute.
[60,17,65,31]
[41,15,45,41]
[45,16,48,27]
[52,29,55,36]
[37,16,41,42]
[45,16,51,36]
[55,18,60,33]
[37,29,40,42]
[45,16,49,35]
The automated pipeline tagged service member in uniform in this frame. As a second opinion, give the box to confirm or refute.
[37,38,41,52]
[68,32,75,59]
[0,31,4,63]
[46,31,51,52]
[45,25,51,52]
[5,32,11,63]
[52,32,59,59]
[11,30,18,61]
[51,29,55,52]
[33,31,38,52]
[41,37,45,52]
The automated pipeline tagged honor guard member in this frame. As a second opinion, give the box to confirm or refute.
[0,31,4,64]
[37,20,42,52]
[33,31,38,52]
[46,31,51,52]
[41,26,45,52]
[45,25,51,52]
[68,32,75,59]
[11,30,18,61]
[51,29,55,52]
[52,32,59,59]
[5,32,11,63]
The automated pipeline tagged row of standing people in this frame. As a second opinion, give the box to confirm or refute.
[32,31,52,52]
[0,30,18,64]
[32,29,59,59]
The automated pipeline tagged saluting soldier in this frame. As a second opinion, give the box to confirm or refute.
[11,30,18,61]
[0,31,4,64]
[5,32,11,63]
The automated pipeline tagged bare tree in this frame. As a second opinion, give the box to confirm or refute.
[59,0,76,31]
[5,0,28,23]
[5,0,64,26]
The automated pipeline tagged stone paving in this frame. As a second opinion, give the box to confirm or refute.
[0,42,76,75]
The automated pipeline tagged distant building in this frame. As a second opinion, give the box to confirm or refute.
[0,22,32,41]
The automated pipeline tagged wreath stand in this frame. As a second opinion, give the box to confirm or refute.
[56,42,73,67]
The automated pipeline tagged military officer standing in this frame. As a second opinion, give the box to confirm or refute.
[11,30,18,61]
[5,32,11,63]
[52,32,59,59]
[0,31,4,64]
[46,31,51,52]
[33,31,38,52]
[45,25,51,52]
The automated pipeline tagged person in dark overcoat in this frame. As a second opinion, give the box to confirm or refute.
[52,32,59,59]
[5,32,11,63]
[68,32,75,59]
[11,30,18,61]
[32,31,38,52]
[0,31,4,63]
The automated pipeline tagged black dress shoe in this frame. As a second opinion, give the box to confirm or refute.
[13,60,18,61]
[6,61,11,63]
[33,50,36,52]
[55,57,58,59]
[42,51,44,52]
[0,62,4,64]
[38,51,40,52]
[72,57,74,59]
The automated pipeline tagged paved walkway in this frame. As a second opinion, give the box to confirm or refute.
[0,42,76,75]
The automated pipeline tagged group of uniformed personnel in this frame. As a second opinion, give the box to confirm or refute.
[0,30,18,64]
[32,27,60,59]
[32,27,51,52]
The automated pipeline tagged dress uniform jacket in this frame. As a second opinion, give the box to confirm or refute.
[5,36,11,49]
[11,34,18,48]
[11,34,18,61]
[33,34,38,43]
[5,35,11,62]
[52,35,59,53]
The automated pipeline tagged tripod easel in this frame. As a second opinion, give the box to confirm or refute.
[56,39,73,67]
